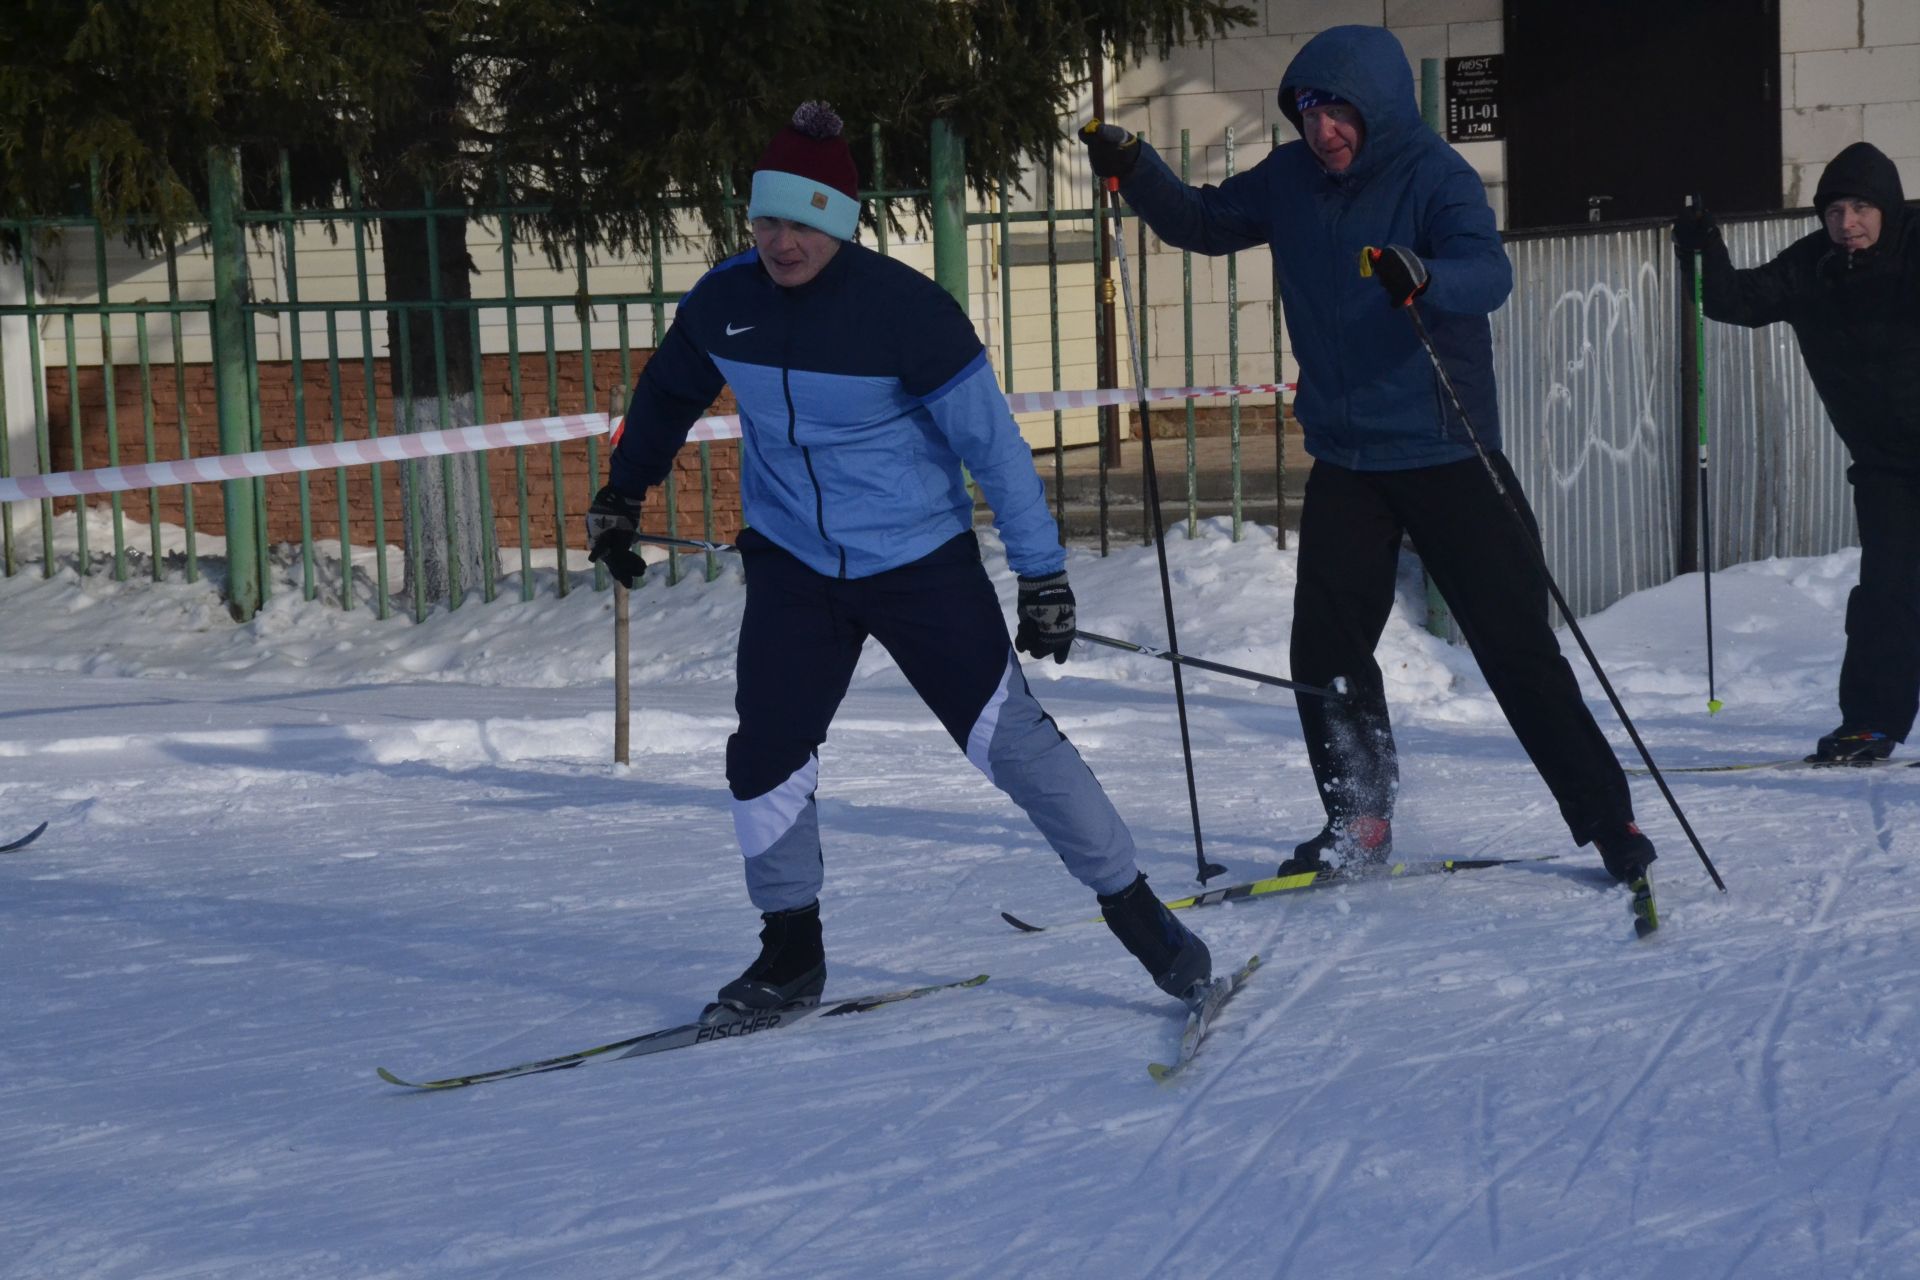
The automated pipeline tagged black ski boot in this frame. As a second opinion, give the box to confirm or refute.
[1098,874,1212,1002]
[1594,820,1657,883]
[704,901,827,1024]
[1808,727,1895,764]
[1276,816,1391,876]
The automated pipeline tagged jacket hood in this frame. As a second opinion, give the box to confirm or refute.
[1813,141,1906,238]
[1276,25,1422,178]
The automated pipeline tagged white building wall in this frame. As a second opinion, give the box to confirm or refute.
[1781,0,1920,203]
[3,258,43,519]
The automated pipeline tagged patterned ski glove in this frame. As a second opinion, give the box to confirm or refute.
[1078,120,1141,182]
[1015,572,1077,664]
[1362,245,1430,308]
[585,484,646,587]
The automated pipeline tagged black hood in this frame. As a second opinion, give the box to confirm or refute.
[1812,141,1906,238]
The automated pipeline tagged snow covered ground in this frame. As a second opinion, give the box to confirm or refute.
[2,517,1916,1279]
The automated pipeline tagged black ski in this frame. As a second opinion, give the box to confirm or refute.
[1,822,47,854]
[377,974,989,1091]
[1002,856,1556,933]
[1149,954,1261,1082]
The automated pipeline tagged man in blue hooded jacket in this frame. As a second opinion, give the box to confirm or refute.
[1082,25,1655,883]
[588,103,1212,1021]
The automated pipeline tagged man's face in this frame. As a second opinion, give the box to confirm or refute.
[752,217,842,287]
[1823,198,1882,251]
[1302,103,1365,173]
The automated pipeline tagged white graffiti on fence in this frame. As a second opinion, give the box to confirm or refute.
[1532,258,1665,494]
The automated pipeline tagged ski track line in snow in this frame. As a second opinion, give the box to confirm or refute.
[1470,1195,1787,1280]
[1848,1109,1914,1280]
[1750,824,1878,1163]
[1405,962,1749,1270]
[1269,1138,1365,1280]
[1552,956,1751,1202]
[944,1090,1121,1280]
[1125,923,1369,1275]
[1865,769,1903,861]
[1472,1073,1507,1256]
[1174,1050,1367,1280]
[770,1059,990,1183]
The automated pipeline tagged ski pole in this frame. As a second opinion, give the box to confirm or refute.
[1076,630,1347,699]
[635,532,736,555]
[1362,249,1726,893]
[629,534,1343,699]
[1687,195,1721,715]
[1098,148,1226,887]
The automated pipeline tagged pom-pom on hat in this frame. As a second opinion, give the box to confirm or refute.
[749,102,861,241]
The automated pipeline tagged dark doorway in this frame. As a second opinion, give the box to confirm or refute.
[1503,0,1780,229]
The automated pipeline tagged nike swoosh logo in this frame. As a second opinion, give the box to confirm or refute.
[725,323,754,336]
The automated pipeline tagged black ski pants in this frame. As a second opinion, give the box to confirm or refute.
[1839,465,1920,742]
[1289,454,1632,846]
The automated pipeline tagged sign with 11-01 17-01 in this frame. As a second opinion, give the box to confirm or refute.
[1446,55,1503,143]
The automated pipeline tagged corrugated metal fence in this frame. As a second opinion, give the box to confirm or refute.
[1493,210,1854,630]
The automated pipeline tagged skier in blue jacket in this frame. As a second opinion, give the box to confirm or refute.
[1082,25,1655,884]
[589,103,1211,1020]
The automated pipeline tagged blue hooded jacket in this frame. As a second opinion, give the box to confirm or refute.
[1119,25,1512,470]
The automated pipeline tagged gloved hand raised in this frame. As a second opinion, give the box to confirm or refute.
[1078,120,1141,182]
[1671,202,1720,256]
[585,483,646,587]
[1362,245,1429,308]
[1015,572,1076,664]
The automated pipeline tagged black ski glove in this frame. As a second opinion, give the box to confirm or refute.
[1078,120,1141,182]
[1015,572,1076,664]
[1364,245,1429,308]
[1671,203,1720,256]
[585,483,647,587]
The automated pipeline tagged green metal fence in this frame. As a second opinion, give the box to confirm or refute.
[0,130,943,621]
[971,123,1295,558]
[3,114,1310,624]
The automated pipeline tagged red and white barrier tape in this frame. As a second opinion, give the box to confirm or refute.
[682,381,1295,443]
[0,381,1293,504]
[0,414,611,504]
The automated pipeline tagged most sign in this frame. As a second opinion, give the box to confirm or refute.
[1446,55,1504,143]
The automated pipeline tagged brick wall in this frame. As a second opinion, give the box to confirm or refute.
[40,351,745,549]
[1131,402,1290,439]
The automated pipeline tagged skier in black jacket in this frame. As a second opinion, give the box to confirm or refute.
[1674,143,1920,762]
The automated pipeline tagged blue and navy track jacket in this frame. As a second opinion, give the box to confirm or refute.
[1120,24,1512,471]
[610,242,1064,580]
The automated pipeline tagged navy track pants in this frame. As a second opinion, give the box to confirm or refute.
[725,529,1140,912]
